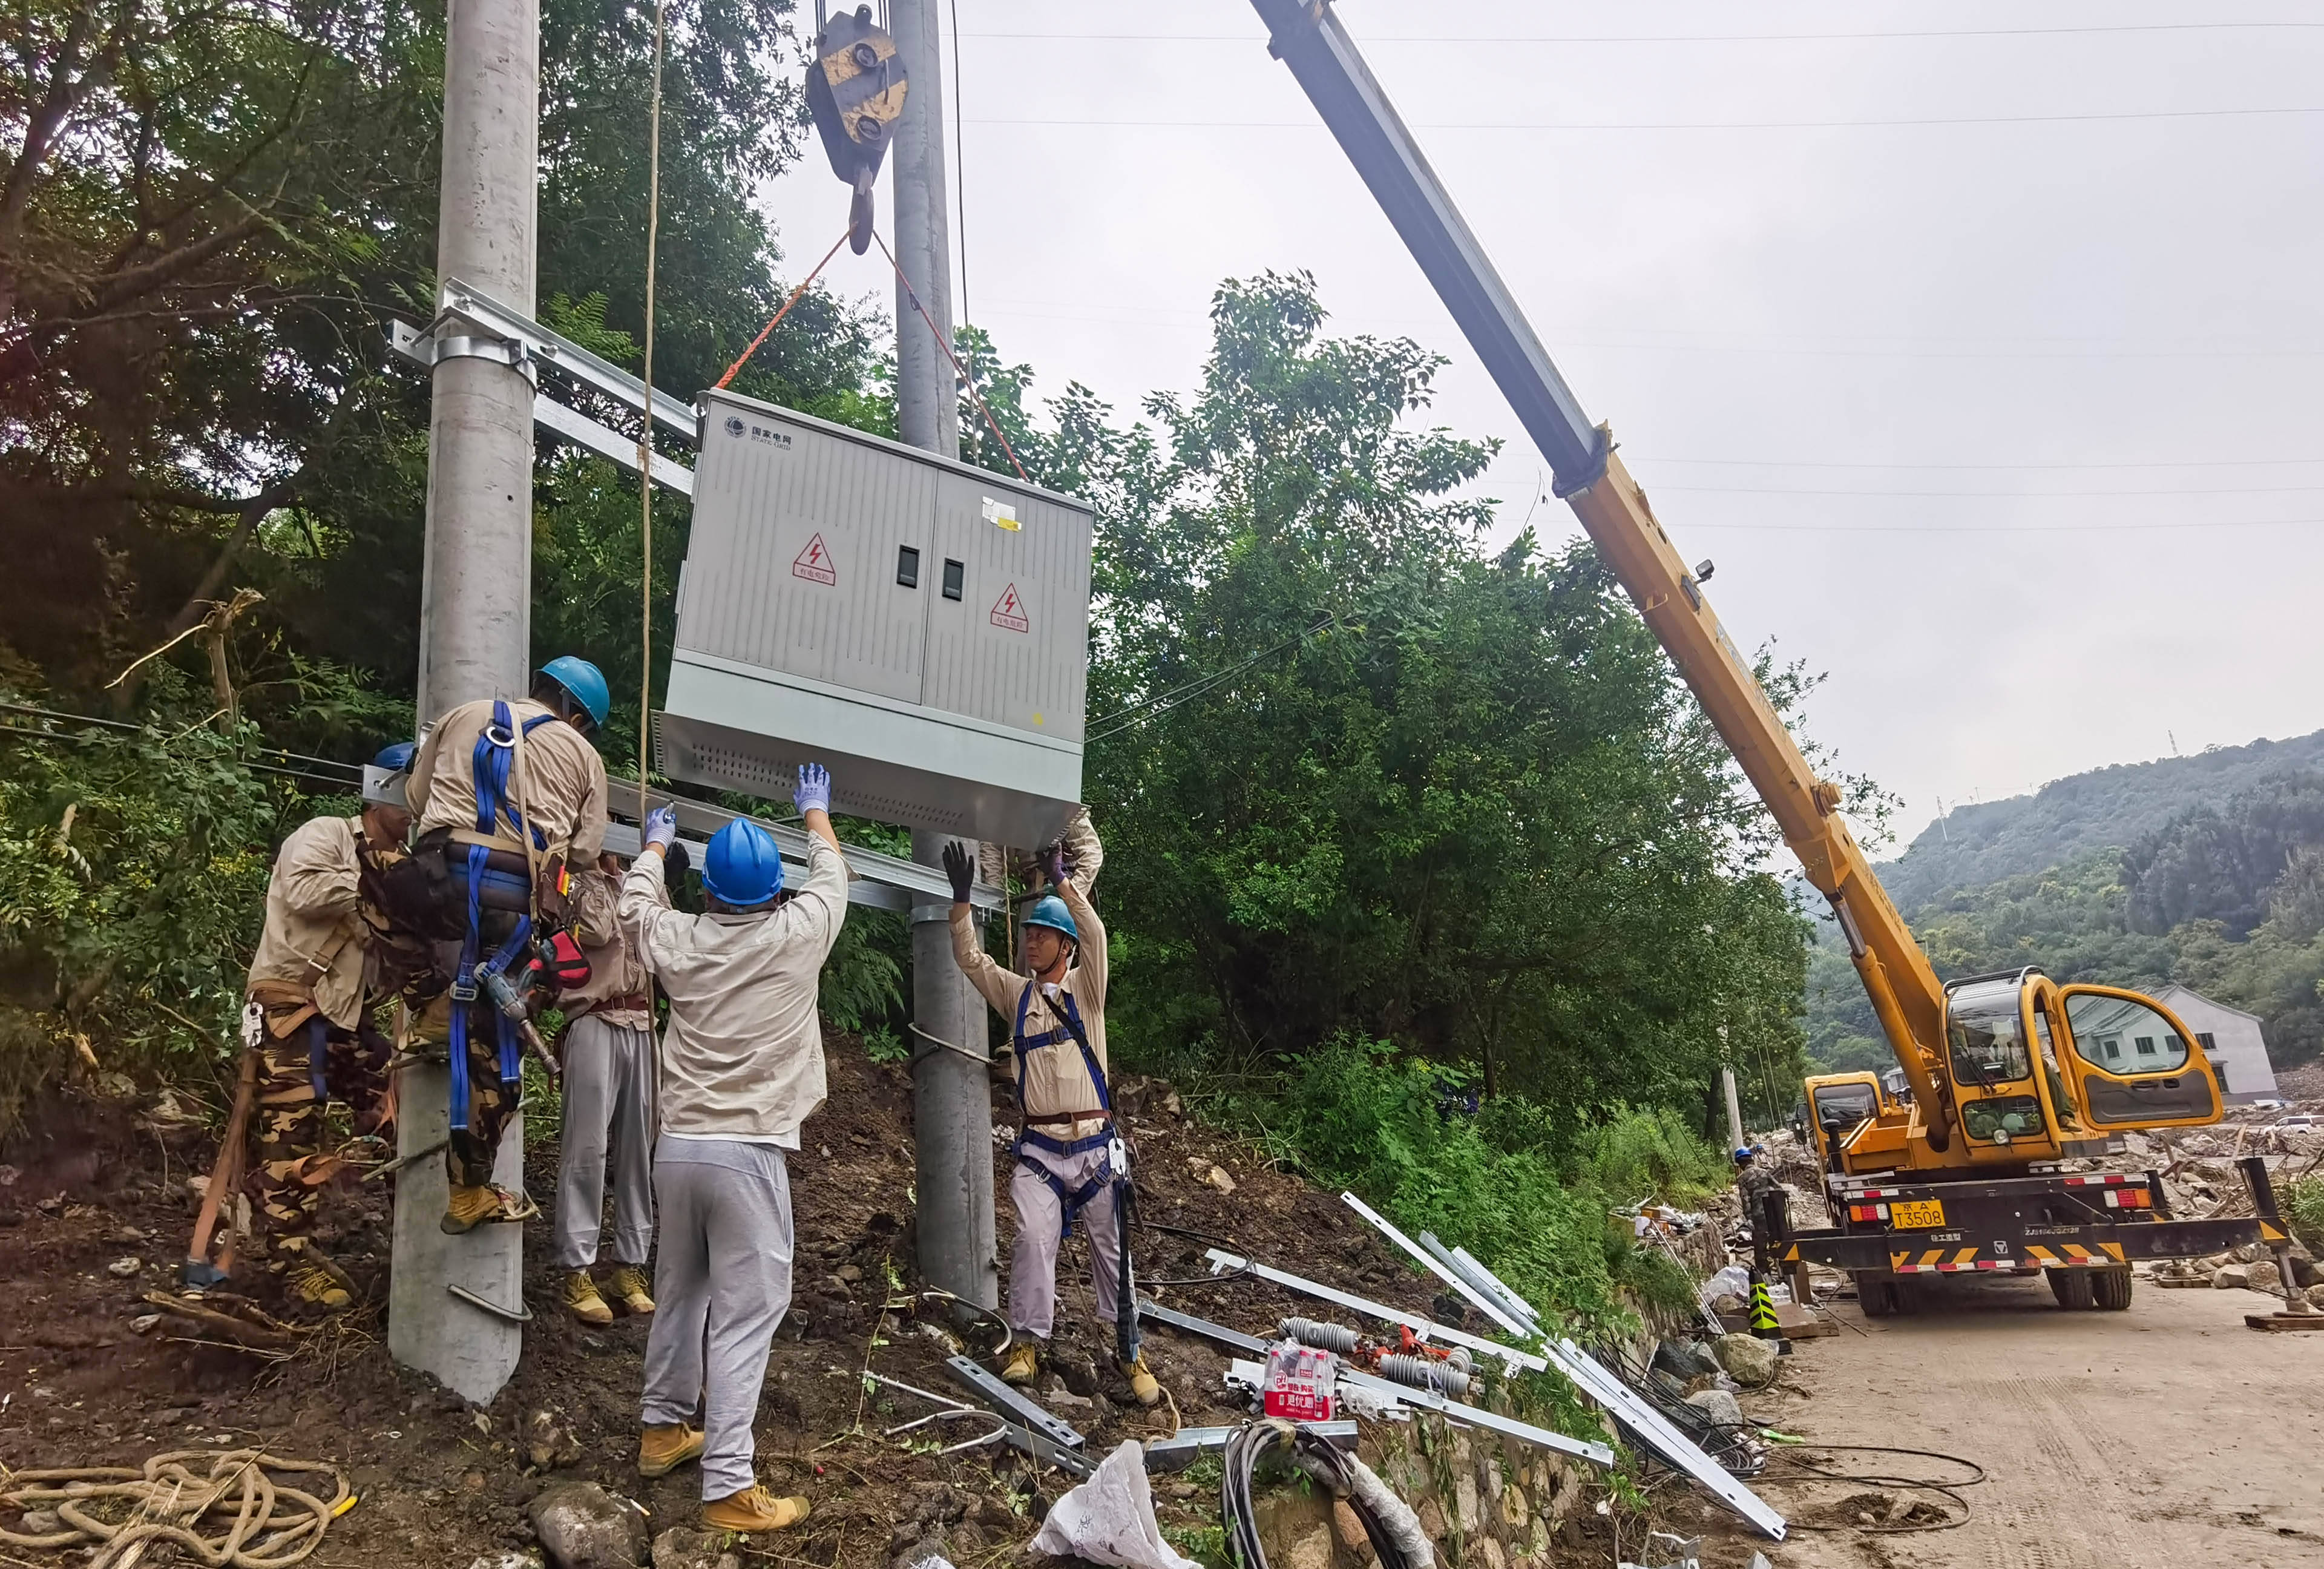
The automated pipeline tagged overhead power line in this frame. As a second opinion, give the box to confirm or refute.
[969,105,2323,131]
[962,22,2324,45]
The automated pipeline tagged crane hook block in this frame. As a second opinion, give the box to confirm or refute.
[806,5,908,254]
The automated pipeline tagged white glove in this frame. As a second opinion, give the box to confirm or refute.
[795,763,832,816]
[643,804,678,852]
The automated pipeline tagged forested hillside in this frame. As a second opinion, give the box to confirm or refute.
[1806,752,2324,1076]
[0,0,1841,1246]
[1877,729,2324,913]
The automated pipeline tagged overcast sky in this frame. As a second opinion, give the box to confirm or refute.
[763,1,2324,849]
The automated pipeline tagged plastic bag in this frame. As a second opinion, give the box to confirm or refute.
[1696,1265,1751,1311]
[1030,1441,1200,1569]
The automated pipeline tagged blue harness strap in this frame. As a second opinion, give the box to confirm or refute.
[1012,983,1117,1238]
[470,700,553,852]
[447,842,534,1131]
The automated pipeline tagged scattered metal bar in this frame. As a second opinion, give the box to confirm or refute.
[1454,1243,1544,1327]
[1446,1248,1787,1541]
[1224,1358,1613,1468]
[1145,1421,1357,1473]
[1201,1249,1545,1373]
[1138,1296,1270,1358]
[942,1355,1086,1450]
[1341,1192,1529,1337]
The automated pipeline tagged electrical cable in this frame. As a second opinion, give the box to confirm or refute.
[1220,1420,1422,1569]
[1736,1438,1985,1534]
[1084,614,1335,743]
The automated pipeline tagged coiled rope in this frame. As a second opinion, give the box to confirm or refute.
[0,1448,351,1567]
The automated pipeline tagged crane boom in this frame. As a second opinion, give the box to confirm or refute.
[1245,0,1957,1142]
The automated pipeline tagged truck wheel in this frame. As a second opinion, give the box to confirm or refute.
[2047,1268,2096,1309]
[2091,1266,2133,1311]
[1859,1276,1896,1317]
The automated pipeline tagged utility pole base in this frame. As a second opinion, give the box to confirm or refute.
[387,1062,525,1402]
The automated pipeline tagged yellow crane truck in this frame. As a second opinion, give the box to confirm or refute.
[1244,0,2297,1315]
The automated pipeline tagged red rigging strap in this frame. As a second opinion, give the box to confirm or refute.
[872,229,1031,482]
[715,228,855,391]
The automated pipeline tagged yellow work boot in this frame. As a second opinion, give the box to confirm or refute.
[278,1239,354,1312]
[1117,1351,1162,1407]
[637,1423,705,1478]
[1000,1338,1043,1386]
[703,1485,810,1534]
[608,1263,656,1315]
[564,1269,614,1326]
[441,1183,537,1234]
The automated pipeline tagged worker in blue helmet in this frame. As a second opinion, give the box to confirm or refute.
[618,766,847,1536]
[399,656,612,1235]
[942,810,1160,1407]
[1735,1141,1779,1221]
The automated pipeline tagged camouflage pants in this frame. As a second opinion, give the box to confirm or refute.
[447,1001,519,1188]
[245,1019,392,1242]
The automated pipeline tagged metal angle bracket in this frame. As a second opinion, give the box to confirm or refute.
[1146,1421,1357,1473]
[1342,1191,1529,1338]
[1137,1296,1270,1358]
[1222,1359,1613,1469]
[1442,1245,1787,1542]
[435,278,697,438]
[941,1355,1087,1450]
[1201,1249,1545,1373]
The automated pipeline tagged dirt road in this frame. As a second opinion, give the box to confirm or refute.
[1735,1274,2324,1569]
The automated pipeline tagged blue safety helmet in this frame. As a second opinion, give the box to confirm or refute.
[1733,1146,1755,1165]
[701,818,785,907]
[1023,893,1078,944]
[373,740,417,774]
[536,655,611,729]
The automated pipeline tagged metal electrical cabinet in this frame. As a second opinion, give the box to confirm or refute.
[657,387,1094,847]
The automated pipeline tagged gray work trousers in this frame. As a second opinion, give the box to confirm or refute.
[1008,1138,1124,1341]
[640,1139,793,1501]
[554,1014,657,1271]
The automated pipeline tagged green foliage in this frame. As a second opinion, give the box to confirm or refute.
[0,683,299,1133]
[818,910,905,1037]
[2285,1174,2324,1257]
[1245,1037,1727,1328]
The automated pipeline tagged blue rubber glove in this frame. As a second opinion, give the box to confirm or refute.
[795,763,832,817]
[643,804,678,852]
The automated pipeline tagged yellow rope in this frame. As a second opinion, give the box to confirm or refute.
[635,0,668,823]
[0,1449,350,1568]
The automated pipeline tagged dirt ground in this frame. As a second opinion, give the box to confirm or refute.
[1692,1272,2324,1569]
[0,1044,1528,1568]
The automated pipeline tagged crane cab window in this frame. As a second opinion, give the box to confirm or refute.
[2063,994,2189,1074]
[1812,1082,1879,1129]
[1946,980,2031,1084]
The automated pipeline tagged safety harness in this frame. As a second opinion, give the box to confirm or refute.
[447,702,553,1130]
[1011,981,1121,1240]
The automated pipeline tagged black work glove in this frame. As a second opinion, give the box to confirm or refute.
[941,840,976,904]
[664,839,691,880]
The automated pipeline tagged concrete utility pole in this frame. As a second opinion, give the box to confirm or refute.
[1722,1066,1747,1151]
[891,0,996,1309]
[392,0,540,1403]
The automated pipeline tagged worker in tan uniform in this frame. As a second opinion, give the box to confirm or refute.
[622,766,846,1535]
[404,655,611,1233]
[238,742,425,1311]
[942,810,1160,1406]
[554,855,658,1326]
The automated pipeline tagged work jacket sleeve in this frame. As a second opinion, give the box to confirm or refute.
[568,865,621,947]
[1062,808,1103,898]
[949,906,1024,1018]
[1056,873,1105,1011]
[570,746,610,862]
[405,722,441,822]
[276,817,362,921]
[617,852,681,970]
[780,832,850,962]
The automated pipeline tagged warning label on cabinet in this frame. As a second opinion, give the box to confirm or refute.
[792,533,836,585]
[989,583,1029,633]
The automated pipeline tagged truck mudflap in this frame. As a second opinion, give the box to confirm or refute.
[1774,1216,2263,1274]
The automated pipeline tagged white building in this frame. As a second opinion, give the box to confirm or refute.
[2153,985,2280,1102]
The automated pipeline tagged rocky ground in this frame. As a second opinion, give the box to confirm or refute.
[0,1041,1705,1569]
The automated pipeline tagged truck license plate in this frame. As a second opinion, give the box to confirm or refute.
[1891,1199,1946,1229]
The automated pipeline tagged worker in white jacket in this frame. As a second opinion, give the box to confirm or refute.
[618,766,847,1536]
